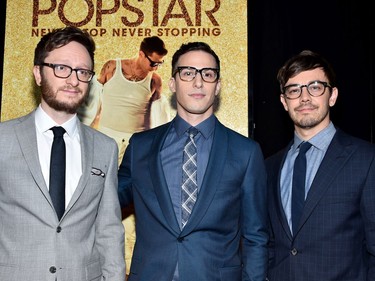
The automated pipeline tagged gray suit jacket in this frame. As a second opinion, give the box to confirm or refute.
[0,111,125,281]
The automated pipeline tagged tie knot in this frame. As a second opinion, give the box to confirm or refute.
[188,127,199,138]
[299,142,312,154]
[51,126,66,137]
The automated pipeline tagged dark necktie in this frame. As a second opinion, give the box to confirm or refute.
[49,126,66,221]
[181,127,199,228]
[291,141,312,235]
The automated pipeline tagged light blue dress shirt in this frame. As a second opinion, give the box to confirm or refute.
[280,122,336,233]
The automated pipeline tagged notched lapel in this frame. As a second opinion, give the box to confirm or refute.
[16,113,50,196]
[65,124,94,212]
[276,143,294,240]
[300,133,355,228]
[149,124,181,234]
[181,121,228,234]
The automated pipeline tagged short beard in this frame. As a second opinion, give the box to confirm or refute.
[294,109,329,130]
[40,77,88,114]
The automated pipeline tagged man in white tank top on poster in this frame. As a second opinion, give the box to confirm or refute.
[78,36,169,281]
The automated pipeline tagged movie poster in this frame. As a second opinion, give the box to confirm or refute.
[2,0,248,136]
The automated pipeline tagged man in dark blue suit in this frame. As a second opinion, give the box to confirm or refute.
[118,42,268,281]
[266,50,375,280]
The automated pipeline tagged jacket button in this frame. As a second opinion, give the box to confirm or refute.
[177,237,184,242]
[291,248,298,256]
[49,266,57,273]
[56,226,62,233]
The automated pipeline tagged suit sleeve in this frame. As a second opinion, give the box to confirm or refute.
[118,135,134,208]
[363,151,375,280]
[95,140,126,281]
[242,142,269,281]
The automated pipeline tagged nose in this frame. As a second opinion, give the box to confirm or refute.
[300,86,311,101]
[66,70,80,86]
[193,72,204,88]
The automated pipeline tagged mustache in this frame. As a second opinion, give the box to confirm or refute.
[58,86,82,92]
[295,103,318,111]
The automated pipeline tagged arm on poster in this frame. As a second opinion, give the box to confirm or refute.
[77,74,103,127]
[150,94,171,128]
[150,71,171,128]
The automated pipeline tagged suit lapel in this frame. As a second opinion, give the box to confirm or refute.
[271,142,294,240]
[15,112,50,199]
[149,123,181,234]
[299,131,355,231]
[181,119,227,234]
[65,123,93,213]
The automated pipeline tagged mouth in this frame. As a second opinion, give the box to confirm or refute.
[190,92,205,98]
[61,87,81,96]
[296,105,316,113]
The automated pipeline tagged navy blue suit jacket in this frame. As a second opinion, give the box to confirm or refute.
[118,117,268,281]
[266,129,375,281]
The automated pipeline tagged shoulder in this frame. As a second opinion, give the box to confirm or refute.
[133,122,170,139]
[334,128,375,152]
[151,72,162,83]
[217,120,259,147]
[0,111,34,131]
[80,123,117,147]
[101,59,117,70]
[265,148,287,171]
[214,122,266,164]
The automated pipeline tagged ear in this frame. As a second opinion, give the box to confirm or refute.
[168,77,176,93]
[33,65,42,86]
[280,94,289,111]
[214,79,221,96]
[329,87,338,107]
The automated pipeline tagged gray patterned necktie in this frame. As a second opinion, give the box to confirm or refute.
[181,127,199,228]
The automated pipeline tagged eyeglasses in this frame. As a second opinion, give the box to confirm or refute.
[40,63,95,83]
[174,66,220,83]
[143,52,164,67]
[282,80,332,99]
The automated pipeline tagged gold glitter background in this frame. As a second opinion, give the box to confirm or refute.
[2,0,248,136]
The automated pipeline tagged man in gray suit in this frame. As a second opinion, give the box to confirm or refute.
[0,27,125,281]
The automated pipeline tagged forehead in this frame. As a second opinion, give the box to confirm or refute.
[45,41,92,68]
[288,68,327,84]
[148,52,165,60]
[177,50,216,68]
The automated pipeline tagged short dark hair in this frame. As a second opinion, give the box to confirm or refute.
[171,42,220,77]
[34,26,95,67]
[140,36,168,56]
[277,50,336,92]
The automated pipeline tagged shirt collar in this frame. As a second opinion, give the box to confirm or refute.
[293,122,336,151]
[35,104,79,137]
[174,114,216,140]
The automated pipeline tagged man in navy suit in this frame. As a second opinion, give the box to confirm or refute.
[266,50,375,280]
[118,42,268,281]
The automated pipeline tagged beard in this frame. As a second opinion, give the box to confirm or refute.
[40,77,88,114]
[292,104,330,130]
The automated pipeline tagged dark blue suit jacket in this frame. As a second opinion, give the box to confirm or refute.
[118,117,268,281]
[266,129,375,281]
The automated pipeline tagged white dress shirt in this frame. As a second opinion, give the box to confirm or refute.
[35,105,82,207]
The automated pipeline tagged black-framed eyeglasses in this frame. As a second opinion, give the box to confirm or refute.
[173,66,220,83]
[143,52,164,67]
[40,63,95,83]
[282,80,332,100]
